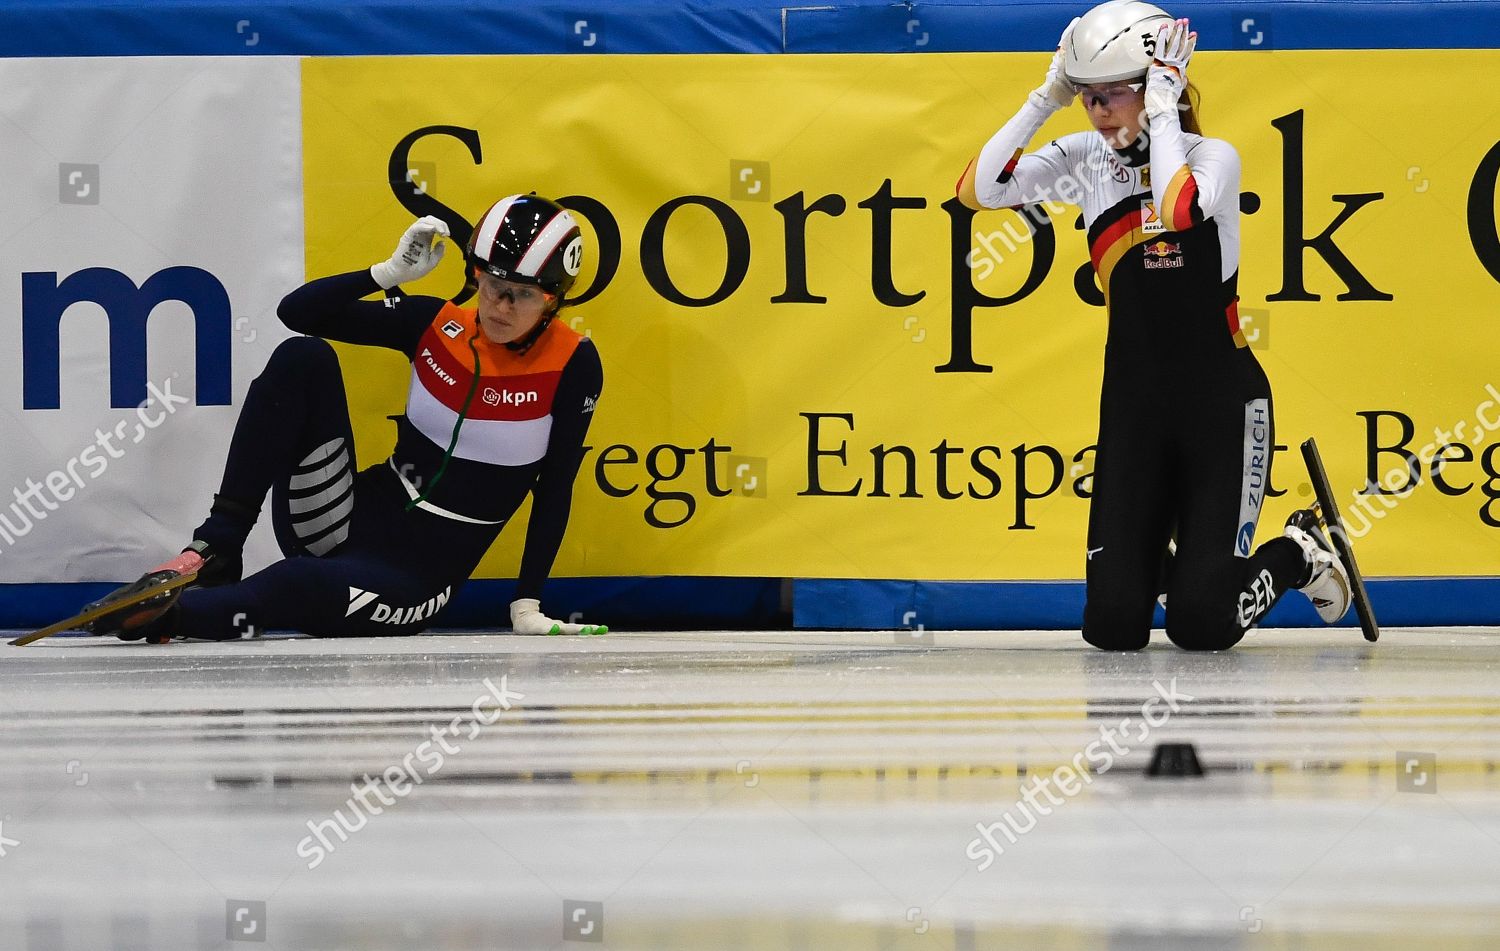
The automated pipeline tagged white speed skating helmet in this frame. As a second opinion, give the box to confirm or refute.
[1064,0,1173,85]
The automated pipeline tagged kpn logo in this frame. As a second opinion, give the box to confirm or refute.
[482,387,539,407]
[22,266,232,409]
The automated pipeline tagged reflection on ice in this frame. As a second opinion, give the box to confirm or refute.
[1,628,1498,950]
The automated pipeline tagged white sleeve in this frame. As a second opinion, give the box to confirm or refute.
[1147,113,1240,231]
[971,92,1077,209]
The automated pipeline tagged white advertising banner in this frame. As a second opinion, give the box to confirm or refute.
[0,57,302,582]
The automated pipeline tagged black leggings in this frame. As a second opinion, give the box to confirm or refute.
[1081,378,1305,651]
[176,338,489,639]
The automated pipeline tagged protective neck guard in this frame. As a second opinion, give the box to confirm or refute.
[1112,129,1151,168]
[506,313,554,355]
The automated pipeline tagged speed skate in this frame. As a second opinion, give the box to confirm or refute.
[1301,437,1381,642]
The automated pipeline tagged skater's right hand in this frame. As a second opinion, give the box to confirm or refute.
[1034,16,1081,110]
[370,215,450,290]
[510,599,608,636]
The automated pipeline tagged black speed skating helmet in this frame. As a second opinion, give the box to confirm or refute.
[466,194,584,302]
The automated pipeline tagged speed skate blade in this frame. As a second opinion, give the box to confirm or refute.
[8,569,200,647]
[1300,438,1380,642]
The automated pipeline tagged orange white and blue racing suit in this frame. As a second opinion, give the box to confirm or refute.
[175,269,602,638]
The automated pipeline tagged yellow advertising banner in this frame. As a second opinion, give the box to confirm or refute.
[302,52,1500,580]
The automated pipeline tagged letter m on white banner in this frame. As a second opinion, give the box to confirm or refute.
[21,266,232,409]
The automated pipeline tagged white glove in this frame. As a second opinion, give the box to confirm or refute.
[1033,17,1082,111]
[509,598,608,636]
[1145,18,1196,121]
[370,215,450,290]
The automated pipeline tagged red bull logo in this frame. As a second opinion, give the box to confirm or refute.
[1142,239,1184,270]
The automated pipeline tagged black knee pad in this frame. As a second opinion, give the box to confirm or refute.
[264,335,338,378]
[1083,597,1153,651]
[1082,624,1150,652]
[1164,604,1244,652]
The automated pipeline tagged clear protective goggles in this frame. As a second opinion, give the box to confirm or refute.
[1077,82,1145,109]
[475,271,553,310]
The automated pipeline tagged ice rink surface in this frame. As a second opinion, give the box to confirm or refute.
[1,628,1498,951]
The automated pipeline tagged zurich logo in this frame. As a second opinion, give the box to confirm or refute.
[1236,522,1256,557]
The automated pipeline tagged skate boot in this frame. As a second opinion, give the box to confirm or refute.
[84,541,215,642]
[1283,509,1351,623]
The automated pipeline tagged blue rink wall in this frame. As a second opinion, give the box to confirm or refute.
[4,0,1500,56]
[792,578,1500,631]
[7,577,1499,632]
[6,1,1500,631]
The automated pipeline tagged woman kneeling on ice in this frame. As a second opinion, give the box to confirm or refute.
[956,1,1350,649]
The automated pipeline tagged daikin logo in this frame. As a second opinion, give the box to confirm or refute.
[421,349,458,386]
[346,586,452,625]
[346,587,380,617]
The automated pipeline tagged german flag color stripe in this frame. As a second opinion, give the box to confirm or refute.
[956,157,976,196]
[1088,208,1146,305]
[1161,164,1203,232]
[997,147,1023,184]
[1226,297,1248,348]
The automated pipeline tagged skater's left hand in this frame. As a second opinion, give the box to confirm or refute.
[1145,18,1195,120]
[509,598,608,636]
[1034,16,1082,110]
